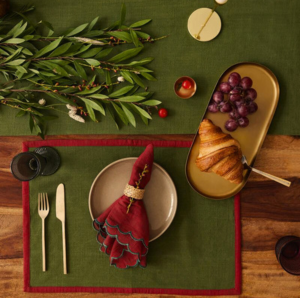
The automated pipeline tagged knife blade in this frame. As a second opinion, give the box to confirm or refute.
[56,183,67,274]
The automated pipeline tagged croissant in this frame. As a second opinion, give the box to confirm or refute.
[196,119,244,184]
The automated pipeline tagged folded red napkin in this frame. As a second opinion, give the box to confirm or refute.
[93,144,154,269]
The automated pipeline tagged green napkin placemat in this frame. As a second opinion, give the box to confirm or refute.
[22,139,241,295]
[1,0,300,136]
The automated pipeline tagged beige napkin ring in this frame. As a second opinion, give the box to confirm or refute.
[124,184,145,200]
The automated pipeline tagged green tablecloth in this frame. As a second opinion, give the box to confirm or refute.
[26,141,238,294]
[1,0,299,136]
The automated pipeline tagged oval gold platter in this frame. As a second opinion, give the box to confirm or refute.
[186,62,280,200]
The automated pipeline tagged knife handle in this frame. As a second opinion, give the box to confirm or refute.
[62,222,67,274]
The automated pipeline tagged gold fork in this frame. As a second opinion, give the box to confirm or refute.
[38,193,50,272]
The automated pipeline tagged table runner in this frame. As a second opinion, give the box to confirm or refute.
[1,0,299,136]
[22,139,241,295]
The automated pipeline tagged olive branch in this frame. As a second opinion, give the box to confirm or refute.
[0,3,166,138]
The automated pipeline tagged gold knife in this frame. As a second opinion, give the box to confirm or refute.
[56,183,67,274]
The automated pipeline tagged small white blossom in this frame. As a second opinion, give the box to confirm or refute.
[117,76,125,82]
[134,71,140,74]
[38,99,46,106]
[66,104,77,112]
[68,111,85,123]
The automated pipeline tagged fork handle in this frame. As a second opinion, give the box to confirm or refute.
[42,218,46,272]
[62,222,67,274]
[251,167,291,187]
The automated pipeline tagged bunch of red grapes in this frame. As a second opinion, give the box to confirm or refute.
[208,72,258,132]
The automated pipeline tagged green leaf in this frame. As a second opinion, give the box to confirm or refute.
[13,22,27,38]
[33,37,63,58]
[66,23,89,37]
[16,65,28,73]
[48,92,74,105]
[29,68,39,74]
[131,103,152,119]
[0,48,9,55]
[41,20,54,37]
[4,47,23,63]
[118,95,145,102]
[109,85,134,98]
[119,57,154,67]
[76,86,101,95]
[22,48,33,55]
[130,19,152,28]
[49,42,72,57]
[15,110,27,117]
[120,3,126,25]
[89,94,109,100]
[95,48,113,59]
[63,64,78,76]
[120,103,136,127]
[111,102,129,125]
[87,16,99,32]
[78,48,102,58]
[5,38,25,44]
[136,31,150,39]
[83,30,104,38]
[120,71,133,84]
[85,103,96,122]
[130,29,141,48]
[106,71,113,93]
[7,20,23,37]
[141,72,157,81]
[108,31,132,43]
[142,100,161,106]
[133,66,153,73]
[74,44,92,56]
[73,60,87,80]
[39,61,69,77]
[108,47,143,63]
[6,59,25,66]
[129,72,145,88]
[88,75,96,85]
[85,59,100,66]
[140,114,149,125]
[79,97,105,115]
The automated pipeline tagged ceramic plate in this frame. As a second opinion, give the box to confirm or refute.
[89,158,177,242]
[186,62,280,200]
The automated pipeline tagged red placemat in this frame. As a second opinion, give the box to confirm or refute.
[22,139,241,295]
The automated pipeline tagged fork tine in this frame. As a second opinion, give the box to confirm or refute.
[45,193,49,211]
[38,193,41,210]
[43,193,46,211]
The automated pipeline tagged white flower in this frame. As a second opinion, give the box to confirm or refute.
[117,76,125,82]
[134,71,140,74]
[68,111,85,123]
[38,99,46,106]
[66,104,77,112]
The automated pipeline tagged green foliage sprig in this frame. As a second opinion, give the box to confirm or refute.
[0,4,166,138]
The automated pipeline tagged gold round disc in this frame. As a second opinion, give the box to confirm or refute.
[187,8,222,42]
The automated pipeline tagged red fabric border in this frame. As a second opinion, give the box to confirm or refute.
[22,139,241,295]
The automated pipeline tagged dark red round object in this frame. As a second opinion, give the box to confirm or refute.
[158,108,168,118]
[182,79,192,90]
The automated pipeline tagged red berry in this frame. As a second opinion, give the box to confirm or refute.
[182,79,192,90]
[158,108,168,118]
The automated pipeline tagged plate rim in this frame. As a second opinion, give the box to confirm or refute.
[88,157,178,242]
